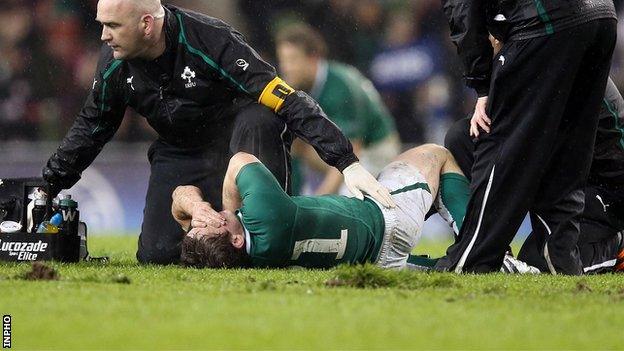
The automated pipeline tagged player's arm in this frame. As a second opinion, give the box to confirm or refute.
[171,186,204,231]
[171,186,226,233]
[442,0,492,96]
[222,151,297,215]
[43,46,126,196]
[225,152,297,254]
[222,152,261,212]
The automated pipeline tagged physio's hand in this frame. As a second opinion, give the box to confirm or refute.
[190,201,226,233]
[42,167,65,198]
[343,162,396,208]
[470,96,491,138]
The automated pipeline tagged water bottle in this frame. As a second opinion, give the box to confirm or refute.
[31,198,47,234]
[26,188,45,232]
[59,195,79,236]
[37,213,62,234]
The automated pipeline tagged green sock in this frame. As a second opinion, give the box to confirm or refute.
[435,173,471,236]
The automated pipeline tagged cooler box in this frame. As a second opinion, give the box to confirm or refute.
[0,178,86,262]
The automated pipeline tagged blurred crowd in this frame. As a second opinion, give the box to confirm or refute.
[1,0,624,146]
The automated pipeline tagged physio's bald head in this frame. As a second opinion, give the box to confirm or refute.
[96,0,165,60]
[97,0,163,19]
[132,0,164,17]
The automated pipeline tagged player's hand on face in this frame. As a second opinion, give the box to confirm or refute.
[186,226,228,239]
[190,201,226,229]
[470,96,491,138]
[343,162,396,208]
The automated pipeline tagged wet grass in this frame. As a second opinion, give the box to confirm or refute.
[0,236,622,350]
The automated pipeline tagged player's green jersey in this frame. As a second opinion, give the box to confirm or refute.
[313,61,396,147]
[236,162,385,268]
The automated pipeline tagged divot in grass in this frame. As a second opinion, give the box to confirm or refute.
[21,262,59,281]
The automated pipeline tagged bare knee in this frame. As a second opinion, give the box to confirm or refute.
[396,143,449,164]
[418,143,450,156]
[418,145,464,176]
[393,144,457,193]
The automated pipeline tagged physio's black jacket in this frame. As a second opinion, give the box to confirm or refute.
[441,0,617,95]
[44,5,357,189]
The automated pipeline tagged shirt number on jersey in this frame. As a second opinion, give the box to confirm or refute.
[291,229,348,260]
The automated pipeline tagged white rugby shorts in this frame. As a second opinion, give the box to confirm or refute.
[369,161,433,269]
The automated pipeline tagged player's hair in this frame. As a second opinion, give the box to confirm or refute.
[275,23,328,58]
[180,233,250,269]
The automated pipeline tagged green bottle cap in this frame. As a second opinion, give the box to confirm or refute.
[60,195,78,208]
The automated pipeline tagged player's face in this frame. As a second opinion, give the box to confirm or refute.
[220,210,245,249]
[276,43,317,90]
[97,0,147,60]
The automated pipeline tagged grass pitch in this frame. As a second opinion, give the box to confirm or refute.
[1,236,623,350]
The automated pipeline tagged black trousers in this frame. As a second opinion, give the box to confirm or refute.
[518,186,624,274]
[436,19,617,275]
[136,104,293,264]
[447,118,624,273]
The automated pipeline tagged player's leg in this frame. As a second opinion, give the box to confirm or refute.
[392,144,453,195]
[375,144,468,269]
[230,104,293,194]
[393,144,469,235]
[374,145,438,268]
[136,140,229,264]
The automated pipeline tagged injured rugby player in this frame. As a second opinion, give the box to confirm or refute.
[173,144,473,270]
